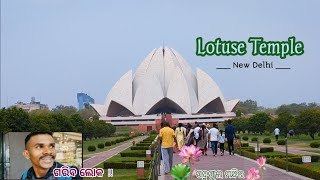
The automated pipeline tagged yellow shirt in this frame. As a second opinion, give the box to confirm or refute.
[159,127,175,148]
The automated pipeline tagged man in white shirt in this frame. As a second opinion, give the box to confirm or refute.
[274,127,280,141]
[208,123,220,156]
[194,122,201,146]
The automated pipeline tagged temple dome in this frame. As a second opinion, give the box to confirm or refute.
[91,47,239,116]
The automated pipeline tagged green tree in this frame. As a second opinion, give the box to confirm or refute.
[235,99,258,114]
[83,120,95,140]
[70,114,85,132]
[274,112,293,136]
[295,108,320,140]
[248,112,270,134]
[3,107,30,132]
[78,108,96,120]
[52,105,77,116]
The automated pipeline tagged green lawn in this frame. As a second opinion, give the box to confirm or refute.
[239,133,320,149]
[83,136,126,155]
[311,162,320,169]
[115,126,142,135]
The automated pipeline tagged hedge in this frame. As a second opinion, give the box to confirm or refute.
[104,162,151,169]
[310,141,320,148]
[260,147,274,153]
[88,145,96,152]
[242,136,249,141]
[97,143,105,149]
[111,140,116,145]
[105,141,112,146]
[131,146,150,150]
[263,138,271,144]
[116,139,121,143]
[137,143,151,146]
[277,139,286,145]
[251,137,258,142]
[120,151,153,157]
[240,149,258,160]
[273,158,320,180]
[241,143,249,147]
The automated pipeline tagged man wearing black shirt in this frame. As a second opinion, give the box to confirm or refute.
[225,120,237,155]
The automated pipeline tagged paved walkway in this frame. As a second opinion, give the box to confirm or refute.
[83,136,147,168]
[249,143,320,155]
[159,150,311,180]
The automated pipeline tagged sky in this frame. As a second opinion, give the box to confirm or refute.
[1,0,320,109]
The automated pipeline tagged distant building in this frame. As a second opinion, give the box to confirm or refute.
[77,93,95,110]
[14,97,48,112]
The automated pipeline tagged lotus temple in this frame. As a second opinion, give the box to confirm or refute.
[90,47,239,132]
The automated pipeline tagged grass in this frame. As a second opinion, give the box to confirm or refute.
[311,162,320,169]
[239,133,320,149]
[83,136,125,155]
[115,126,142,135]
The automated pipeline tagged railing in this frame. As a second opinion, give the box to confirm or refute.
[149,139,161,180]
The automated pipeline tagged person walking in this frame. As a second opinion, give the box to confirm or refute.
[218,130,226,156]
[185,123,195,146]
[194,122,201,146]
[159,121,177,175]
[225,120,236,155]
[175,123,186,150]
[208,123,220,156]
[274,127,280,141]
[198,125,208,156]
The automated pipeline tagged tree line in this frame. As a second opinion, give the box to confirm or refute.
[231,108,320,140]
[0,105,116,140]
[236,99,319,115]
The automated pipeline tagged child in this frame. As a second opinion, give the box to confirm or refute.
[218,130,225,156]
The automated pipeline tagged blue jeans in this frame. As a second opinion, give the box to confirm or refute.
[211,141,218,154]
[161,147,173,173]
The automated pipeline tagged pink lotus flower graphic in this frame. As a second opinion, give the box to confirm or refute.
[257,156,266,168]
[245,167,260,180]
[178,145,203,164]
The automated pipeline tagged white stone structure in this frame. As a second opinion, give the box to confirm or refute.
[91,47,239,118]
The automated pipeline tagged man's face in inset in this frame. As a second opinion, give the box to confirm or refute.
[23,134,56,170]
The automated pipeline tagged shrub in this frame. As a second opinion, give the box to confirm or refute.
[312,156,320,162]
[263,138,271,144]
[241,143,249,147]
[260,147,274,153]
[240,149,258,160]
[105,141,112,146]
[88,145,96,152]
[97,143,105,149]
[273,158,320,179]
[111,140,116,145]
[150,130,157,134]
[242,136,249,141]
[277,139,286,145]
[131,146,150,150]
[251,137,258,142]
[264,132,271,136]
[287,157,303,164]
[240,147,255,153]
[310,141,320,148]
[116,139,121,143]
[104,162,150,169]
